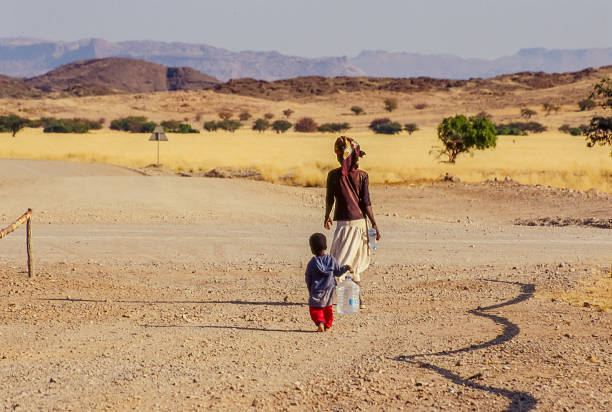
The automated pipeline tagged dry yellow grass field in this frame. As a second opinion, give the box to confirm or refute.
[1,127,610,192]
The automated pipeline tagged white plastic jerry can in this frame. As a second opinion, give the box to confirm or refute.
[337,276,360,314]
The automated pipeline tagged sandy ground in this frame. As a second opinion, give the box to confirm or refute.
[1,159,611,411]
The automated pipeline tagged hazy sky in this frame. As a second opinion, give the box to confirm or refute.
[4,0,611,58]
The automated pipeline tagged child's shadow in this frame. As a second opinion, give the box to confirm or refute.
[142,324,316,333]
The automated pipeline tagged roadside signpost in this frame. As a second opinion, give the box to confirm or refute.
[149,125,168,165]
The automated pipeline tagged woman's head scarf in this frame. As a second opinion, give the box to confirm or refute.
[334,136,366,176]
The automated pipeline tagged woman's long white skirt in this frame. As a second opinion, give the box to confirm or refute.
[330,219,370,282]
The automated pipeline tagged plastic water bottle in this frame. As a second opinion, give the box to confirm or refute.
[368,228,377,250]
[336,276,360,314]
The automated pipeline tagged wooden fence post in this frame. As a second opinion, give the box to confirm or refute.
[26,208,33,278]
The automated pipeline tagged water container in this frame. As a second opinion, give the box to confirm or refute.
[368,228,378,250]
[336,276,360,314]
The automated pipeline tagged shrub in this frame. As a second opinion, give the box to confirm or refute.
[559,124,586,136]
[110,117,156,133]
[203,121,218,132]
[368,118,392,131]
[239,111,252,121]
[177,123,199,133]
[216,119,242,132]
[373,122,402,134]
[383,98,398,112]
[252,118,270,132]
[161,120,181,132]
[350,106,364,115]
[0,114,30,136]
[272,120,292,133]
[435,114,497,163]
[542,102,560,116]
[494,121,546,135]
[586,78,612,155]
[317,122,351,133]
[404,123,419,134]
[414,103,428,110]
[294,117,318,133]
[283,109,294,118]
[264,113,274,120]
[520,108,537,119]
[218,111,233,120]
[43,118,101,133]
[578,98,596,111]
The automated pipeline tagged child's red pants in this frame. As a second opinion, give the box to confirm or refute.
[309,305,333,328]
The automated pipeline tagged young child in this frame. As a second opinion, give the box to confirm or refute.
[305,233,353,332]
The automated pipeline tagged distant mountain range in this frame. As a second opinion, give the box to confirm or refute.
[1,37,612,81]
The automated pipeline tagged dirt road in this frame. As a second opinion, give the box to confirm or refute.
[1,159,610,411]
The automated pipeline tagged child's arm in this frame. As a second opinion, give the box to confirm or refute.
[305,269,311,293]
[333,263,353,277]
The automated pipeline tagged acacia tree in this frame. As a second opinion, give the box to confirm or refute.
[384,98,398,112]
[435,115,497,163]
[0,114,30,137]
[585,77,612,156]
[520,108,537,119]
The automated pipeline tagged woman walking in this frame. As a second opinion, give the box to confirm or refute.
[324,136,381,309]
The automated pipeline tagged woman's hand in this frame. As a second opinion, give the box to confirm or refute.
[324,217,333,230]
[373,225,381,241]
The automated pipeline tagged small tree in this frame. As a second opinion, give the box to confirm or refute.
[264,113,274,120]
[217,119,242,132]
[203,121,218,132]
[585,77,612,155]
[252,118,270,132]
[0,114,30,137]
[283,109,294,118]
[218,111,233,120]
[384,98,398,112]
[404,123,419,134]
[578,98,596,111]
[542,103,560,116]
[238,111,252,121]
[350,106,364,115]
[294,117,318,132]
[520,108,537,119]
[435,114,497,163]
[272,120,292,133]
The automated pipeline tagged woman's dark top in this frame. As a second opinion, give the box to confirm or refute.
[326,168,371,221]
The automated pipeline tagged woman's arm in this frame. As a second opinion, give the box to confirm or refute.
[324,172,335,229]
[364,205,381,240]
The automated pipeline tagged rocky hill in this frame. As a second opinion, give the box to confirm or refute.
[0,58,219,98]
[1,37,612,81]
[0,57,609,101]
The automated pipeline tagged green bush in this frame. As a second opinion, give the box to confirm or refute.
[161,120,199,133]
[578,98,596,111]
[110,117,156,133]
[252,119,270,132]
[373,122,402,134]
[368,118,401,134]
[272,120,292,133]
[435,114,497,163]
[42,118,103,133]
[559,124,586,136]
[317,122,351,133]
[404,123,419,134]
[585,78,612,154]
[294,117,318,133]
[494,121,546,135]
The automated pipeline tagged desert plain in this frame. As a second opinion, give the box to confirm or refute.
[1,68,612,411]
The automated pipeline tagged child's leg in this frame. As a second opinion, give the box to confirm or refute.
[323,305,333,329]
[309,306,325,326]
